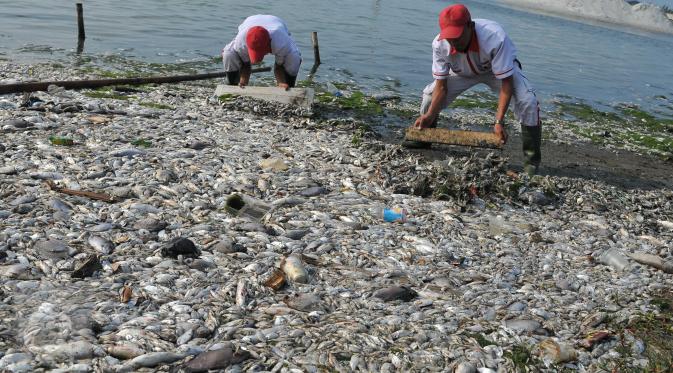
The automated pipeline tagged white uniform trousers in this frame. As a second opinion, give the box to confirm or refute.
[421,65,540,127]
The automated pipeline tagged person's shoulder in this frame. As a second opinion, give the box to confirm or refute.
[474,19,507,37]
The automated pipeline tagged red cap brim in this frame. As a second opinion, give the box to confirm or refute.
[439,25,465,40]
[248,48,267,64]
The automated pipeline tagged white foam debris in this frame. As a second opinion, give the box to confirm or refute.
[498,0,673,34]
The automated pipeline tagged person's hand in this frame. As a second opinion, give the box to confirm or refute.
[494,122,508,144]
[413,114,434,129]
[239,78,248,88]
[278,83,290,90]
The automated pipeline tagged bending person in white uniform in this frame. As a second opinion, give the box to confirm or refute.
[409,4,542,175]
[222,15,302,89]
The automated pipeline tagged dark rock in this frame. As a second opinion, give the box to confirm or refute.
[0,250,7,262]
[0,144,5,152]
[373,286,418,302]
[161,237,200,258]
[299,186,329,197]
[12,204,33,214]
[72,255,102,278]
[183,344,251,373]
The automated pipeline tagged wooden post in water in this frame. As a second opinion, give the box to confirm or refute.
[311,32,321,66]
[76,3,85,53]
[308,32,321,78]
[76,3,85,40]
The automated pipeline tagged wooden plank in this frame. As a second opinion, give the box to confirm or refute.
[405,127,502,149]
[214,85,314,108]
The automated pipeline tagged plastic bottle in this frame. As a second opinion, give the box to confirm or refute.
[597,248,631,271]
[325,82,343,97]
[49,136,74,146]
[282,254,308,283]
[225,193,272,222]
[371,206,407,223]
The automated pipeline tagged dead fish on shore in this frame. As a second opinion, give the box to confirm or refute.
[88,235,115,255]
[183,344,251,373]
[373,286,418,302]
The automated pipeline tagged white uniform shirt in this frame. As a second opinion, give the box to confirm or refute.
[432,19,516,80]
[224,15,302,76]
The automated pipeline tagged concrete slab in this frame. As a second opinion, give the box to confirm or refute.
[214,85,314,108]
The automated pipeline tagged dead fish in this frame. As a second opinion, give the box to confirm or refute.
[183,344,251,373]
[373,286,417,302]
[133,218,167,232]
[88,222,114,232]
[272,196,306,207]
[126,351,185,368]
[30,172,64,180]
[48,197,72,213]
[236,279,248,307]
[110,149,145,158]
[107,343,146,360]
[88,235,114,255]
[284,293,323,312]
[10,195,36,206]
[299,186,329,197]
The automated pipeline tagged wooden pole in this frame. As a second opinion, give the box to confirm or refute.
[311,32,321,66]
[308,32,321,78]
[0,67,271,95]
[76,3,85,41]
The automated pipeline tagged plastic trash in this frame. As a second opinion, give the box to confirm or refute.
[48,136,74,146]
[597,248,631,271]
[326,82,343,97]
[281,254,308,283]
[224,193,272,222]
[371,206,407,223]
[538,339,577,364]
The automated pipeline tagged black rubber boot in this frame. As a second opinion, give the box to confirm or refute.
[226,71,240,85]
[402,118,437,149]
[283,70,297,88]
[521,124,542,175]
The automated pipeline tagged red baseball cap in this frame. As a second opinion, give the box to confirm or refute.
[439,4,472,40]
[246,26,271,63]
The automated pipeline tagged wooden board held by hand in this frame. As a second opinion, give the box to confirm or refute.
[405,127,502,149]
[214,85,314,108]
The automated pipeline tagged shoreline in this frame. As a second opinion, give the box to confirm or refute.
[1,61,673,371]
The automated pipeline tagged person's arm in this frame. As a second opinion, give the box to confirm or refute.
[414,79,447,129]
[239,63,252,87]
[274,64,289,90]
[494,76,513,144]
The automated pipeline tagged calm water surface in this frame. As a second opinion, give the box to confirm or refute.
[1,0,672,114]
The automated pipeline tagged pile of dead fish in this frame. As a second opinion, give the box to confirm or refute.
[1,62,672,372]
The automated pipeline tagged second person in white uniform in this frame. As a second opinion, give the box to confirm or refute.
[410,4,542,175]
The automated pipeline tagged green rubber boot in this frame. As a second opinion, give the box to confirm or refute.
[521,124,542,176]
